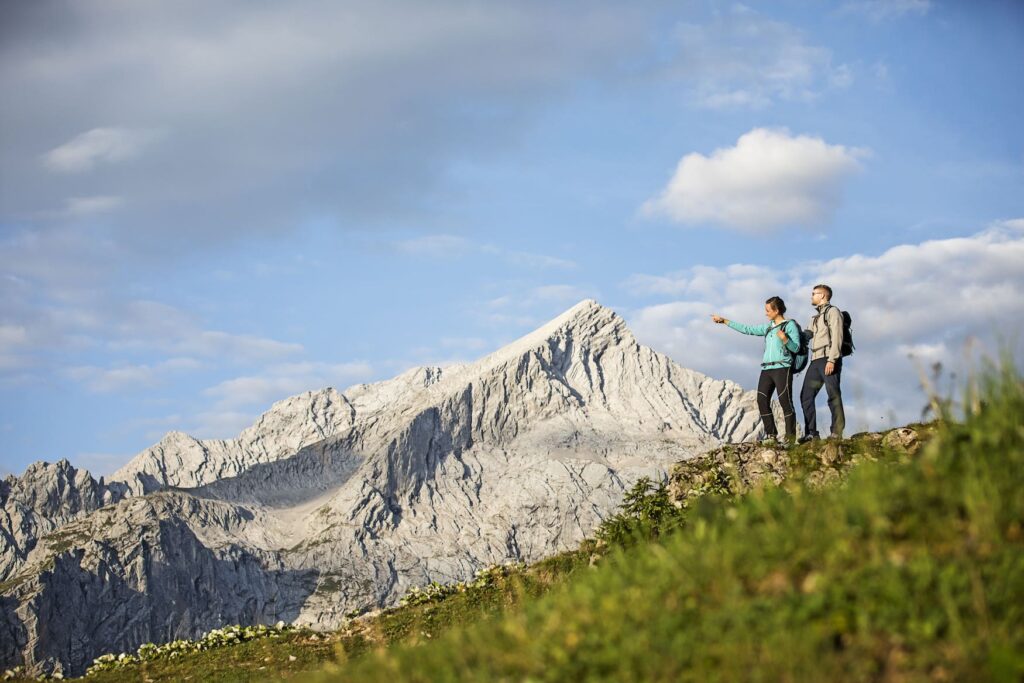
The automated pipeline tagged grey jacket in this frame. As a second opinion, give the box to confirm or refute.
[807,303,843,362]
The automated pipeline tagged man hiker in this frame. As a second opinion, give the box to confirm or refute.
[799,284,846,442]
[711,296,800,445]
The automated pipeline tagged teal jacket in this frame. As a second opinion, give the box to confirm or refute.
[727,319,800,369]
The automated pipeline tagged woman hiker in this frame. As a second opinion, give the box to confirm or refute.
[711,296,800,445]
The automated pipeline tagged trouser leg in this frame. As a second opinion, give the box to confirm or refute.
[801,359,826,436]
[823,359,846,437]
[756,370,778,437]
[775,367,796,441]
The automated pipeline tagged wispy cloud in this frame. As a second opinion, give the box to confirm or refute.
[73,451,134,478]
[838,0,932,22]
[393,234,473,257]
[665,5,853,109]
[392,234,577,269]
[202,361,374,412]
[439,336,488,351]
[66,357,202,393]
[477,283,600,331]
[42,127,162,173]
[185,360,373,439]
[642,128,867,234]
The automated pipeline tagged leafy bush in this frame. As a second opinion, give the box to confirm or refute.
[595,476,689,548]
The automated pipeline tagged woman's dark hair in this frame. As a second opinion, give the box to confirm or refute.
[765,296,786,315]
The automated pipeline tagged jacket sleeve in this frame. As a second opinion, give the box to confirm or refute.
[825,307,843,362]
[726,320,769,336]
[783,321,800,353]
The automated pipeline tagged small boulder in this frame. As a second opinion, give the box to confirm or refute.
[818,441,842,467]
[882,427,920,454]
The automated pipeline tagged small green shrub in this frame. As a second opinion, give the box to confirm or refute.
[595,476,688,548]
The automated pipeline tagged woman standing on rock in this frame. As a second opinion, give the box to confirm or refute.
[711,297,800,445]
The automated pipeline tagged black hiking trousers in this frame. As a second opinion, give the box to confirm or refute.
[757,366,796,440]
[800,357,846,438]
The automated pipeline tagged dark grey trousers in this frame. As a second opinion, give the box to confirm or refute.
[800,358,846,438]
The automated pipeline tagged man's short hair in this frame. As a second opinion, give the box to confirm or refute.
[813,284,833,300]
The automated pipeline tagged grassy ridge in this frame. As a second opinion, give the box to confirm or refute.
[306,365,1024,682]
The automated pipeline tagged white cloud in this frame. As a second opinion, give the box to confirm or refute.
[531,284,591,302]
[668,5,853,109]
[393,234,577,270]
[66,357,202,393]
[839,0,931,22]
[173,331,304,361]
[189,410,260,441]
[202,361,374,412]
[73,452,133,478]
[474,283,602,333]
[393,234,472,257]
[439,336,488,351]
[0,324,29,350]
[642,128,867,234]
[829,64,854,89]
[624,219,1024,431]
[481,245,578,270]
[42,127,162,173]
[94,300,305,361]
[63,195,125,216]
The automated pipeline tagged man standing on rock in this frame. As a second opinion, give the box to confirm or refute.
[799,284,846,442]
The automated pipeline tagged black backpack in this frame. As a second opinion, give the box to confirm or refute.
[768,320,809,373]
[822,305,855,358]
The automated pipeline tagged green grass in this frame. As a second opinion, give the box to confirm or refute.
[79,630,334,682]
[301,363,1024,682]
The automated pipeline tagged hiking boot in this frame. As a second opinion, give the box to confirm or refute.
[798,433,819,444]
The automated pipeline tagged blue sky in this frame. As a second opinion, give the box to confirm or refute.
[2,0,1023,477]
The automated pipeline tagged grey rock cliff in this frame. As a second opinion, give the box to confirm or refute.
[1,299,767,676]
[0,460,125,582]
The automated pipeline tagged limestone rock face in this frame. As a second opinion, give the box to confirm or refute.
[1,299,765,676]
[0,460,125,583]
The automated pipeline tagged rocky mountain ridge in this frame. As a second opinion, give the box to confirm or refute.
[1,299,766,676]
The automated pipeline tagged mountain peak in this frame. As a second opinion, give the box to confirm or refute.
[552,298,617,325]
[482,299,632,365]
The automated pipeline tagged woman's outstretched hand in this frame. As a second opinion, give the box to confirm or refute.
[711,314,727,324]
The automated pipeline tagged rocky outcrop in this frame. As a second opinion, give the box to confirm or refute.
[1,299,769,676]
[667,425,930,506]
[0,460,125,582]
